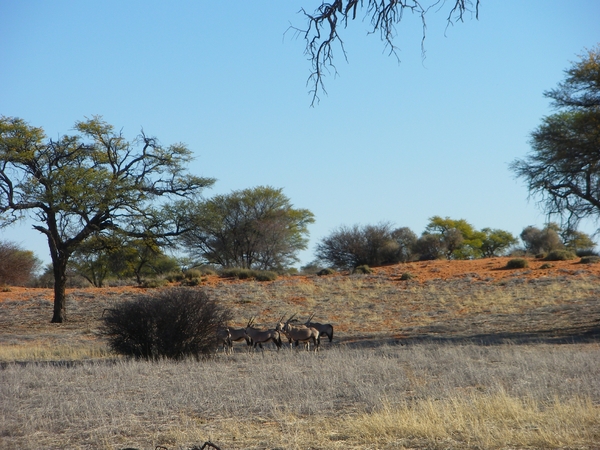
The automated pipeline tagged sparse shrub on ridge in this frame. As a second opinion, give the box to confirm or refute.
[219,267,278,281]
[544,250,577,261]
[400,272,414,280]
[580,255,600,264]
[353,265,373,274]
[505,258,529,269]
[100,288,231,360]
[317,268,336,276]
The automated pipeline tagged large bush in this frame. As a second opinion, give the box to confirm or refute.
[315,222,416,269]
[0,241,41,286]
[101,288,231,360]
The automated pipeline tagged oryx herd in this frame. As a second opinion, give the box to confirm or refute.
[217,313,334,354]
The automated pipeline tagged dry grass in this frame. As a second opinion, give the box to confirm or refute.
[1,258,600,449]
[1,344,599,449]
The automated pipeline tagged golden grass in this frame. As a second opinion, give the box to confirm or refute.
[128,392,600,449]
[0,342,113,362]
[345,393,599,449]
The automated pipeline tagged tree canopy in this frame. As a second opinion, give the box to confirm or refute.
[180,186,314,271]
[511,46,600,231]
[0,116,214,322]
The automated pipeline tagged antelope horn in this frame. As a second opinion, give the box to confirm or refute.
[287,312,297,323]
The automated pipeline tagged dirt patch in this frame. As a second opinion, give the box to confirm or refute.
[1,257,600,355]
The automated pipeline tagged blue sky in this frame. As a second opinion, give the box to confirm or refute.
[1,1,599,267]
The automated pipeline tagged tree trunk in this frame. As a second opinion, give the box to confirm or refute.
[51,256,69,323]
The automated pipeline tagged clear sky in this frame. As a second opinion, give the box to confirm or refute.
[1,1,599,268]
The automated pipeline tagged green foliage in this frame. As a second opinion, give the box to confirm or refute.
[544,250,577,261]
[0,116,214,322]
[511,46,600,230]
[400,272,414,280]
[317,268,336,276]
[181,186,314,271]
[505,258,529,269]
[480,228,518,257]
[353,265,372,274]
[540,263,554,269]
[424,216,485,259]
[563,229,596,254]
[100,288,231,360]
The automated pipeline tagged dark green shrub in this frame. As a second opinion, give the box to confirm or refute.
[505,258,529,269]
[317,268,336,276]
[540,263,553,269]
[580,255,600,264]
[253,271,278,282]
[400,272,414,280]
[353,265,372,274]
[544,250,577,261]
[100,288,231,360]
[219,267,278,281]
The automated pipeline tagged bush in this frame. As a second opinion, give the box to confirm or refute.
[544,250,577,261]
[100,288,231,360]
[540,263,554,269]
[505,258,529,269]
[400,272,414,280]
[353,265,372,274]
[219,267,278,281]
[0,241,42,286]
[317,268,336,276]
[579,255,600,264]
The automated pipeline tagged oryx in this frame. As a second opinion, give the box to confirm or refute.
[216,327,232,354]
[245,317,283,351]
[217,326,252,354]
[305,313,334,343]
[276,314,321,351]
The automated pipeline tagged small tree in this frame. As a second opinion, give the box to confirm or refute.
[413,233,446,261]
[0,241,41,286]
[101,288,231,360]
[181,186,314,271]
[424,216,484,259]
[315,222,408,269]
[0,116,214,322]
[480,228,518,257]
[391,227,418,263]
[520,224,564,255]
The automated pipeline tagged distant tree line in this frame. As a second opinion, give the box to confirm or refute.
[311,217,597,270]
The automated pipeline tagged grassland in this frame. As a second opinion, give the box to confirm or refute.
[1,257,599,449]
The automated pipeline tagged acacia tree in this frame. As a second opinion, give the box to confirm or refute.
[424,216,484,259]
[296,0,480,104]
[180,186,314,270]
[511,46,600,230]
[0,116,214,322]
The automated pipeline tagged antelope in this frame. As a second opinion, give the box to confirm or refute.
[216,327,232,354]
[217,326,252,354]
[305,313,334,343]
[277,314,321,352]
[245,317,283,351]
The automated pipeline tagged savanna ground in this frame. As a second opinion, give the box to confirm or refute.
[1,257,600,449]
